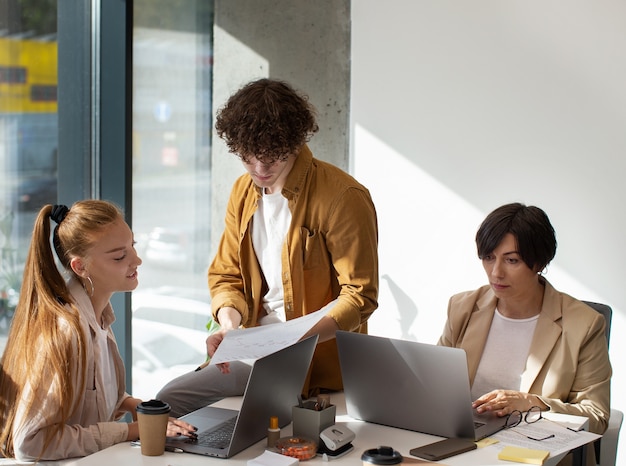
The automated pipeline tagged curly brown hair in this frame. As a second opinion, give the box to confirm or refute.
[215,78,319,163]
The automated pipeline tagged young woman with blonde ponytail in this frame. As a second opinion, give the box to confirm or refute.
[0,200,195,461]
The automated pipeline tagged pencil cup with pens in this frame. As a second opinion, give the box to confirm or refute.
[291,394,336,444]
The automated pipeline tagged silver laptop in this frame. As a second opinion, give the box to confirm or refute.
[336,331,506,440]
[166,335,318,458]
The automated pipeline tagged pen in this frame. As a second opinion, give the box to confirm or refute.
[165,446,184,453]
[131,441,184,453]
[317,394,330,410]
[195,359,210,372]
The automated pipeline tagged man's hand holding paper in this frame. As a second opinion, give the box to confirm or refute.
[210,300,336,365]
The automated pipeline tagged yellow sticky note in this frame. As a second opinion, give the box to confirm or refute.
[497,446,550,465]
[476,437,499,448]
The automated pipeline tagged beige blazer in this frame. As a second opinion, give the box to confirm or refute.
[438,279,611,434]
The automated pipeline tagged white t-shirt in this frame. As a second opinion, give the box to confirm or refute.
[470,309,539,401]
[251,189,292,325]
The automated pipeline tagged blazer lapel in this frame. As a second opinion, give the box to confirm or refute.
[520,281,563,392]
[461,291,498,385]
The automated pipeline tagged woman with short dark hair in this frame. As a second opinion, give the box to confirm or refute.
[439,203,611,442]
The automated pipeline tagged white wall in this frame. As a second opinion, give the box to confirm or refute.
[351,0,626,461]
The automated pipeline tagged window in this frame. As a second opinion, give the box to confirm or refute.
[0,66,27,83]
[0,1,58,353]
[31,84,57,102]
[0,1,215,392]
[130,0,215,400]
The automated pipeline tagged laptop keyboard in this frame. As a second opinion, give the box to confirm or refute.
[187,417,237,449]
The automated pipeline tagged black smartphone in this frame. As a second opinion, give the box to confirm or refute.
[409,438,476,461]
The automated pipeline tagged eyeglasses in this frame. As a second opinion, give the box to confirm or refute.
[504,406,555,441]
[238,154,290,165]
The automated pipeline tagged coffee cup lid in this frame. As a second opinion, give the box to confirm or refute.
[361,446,403,465]
[136,399,171,415]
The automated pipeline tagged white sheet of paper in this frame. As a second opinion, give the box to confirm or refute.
[491,418,600,457]
[210,299,336,364]
[247,450,298,466]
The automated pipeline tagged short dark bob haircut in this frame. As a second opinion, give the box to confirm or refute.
[215,78,319,164]
[476,203,557,272]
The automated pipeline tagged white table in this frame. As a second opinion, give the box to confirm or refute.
[52,392,596,466]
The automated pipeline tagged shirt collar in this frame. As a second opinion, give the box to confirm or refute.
[68,277,116,330]
[281,144,313,199]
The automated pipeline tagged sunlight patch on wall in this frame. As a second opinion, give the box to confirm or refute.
[352,123,603,343]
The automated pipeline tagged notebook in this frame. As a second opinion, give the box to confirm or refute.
[165,335,318,458]
[335,331,506,441]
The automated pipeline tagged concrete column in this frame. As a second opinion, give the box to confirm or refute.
[210,0,351,256]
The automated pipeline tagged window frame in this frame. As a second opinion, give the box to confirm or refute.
[57,0,133,388]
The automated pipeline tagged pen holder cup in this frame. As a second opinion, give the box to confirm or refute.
[292,401,336,443]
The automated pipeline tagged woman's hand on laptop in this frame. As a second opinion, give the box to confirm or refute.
[473,390,548,416]
[167,417,198,438]
[127,418,198,441]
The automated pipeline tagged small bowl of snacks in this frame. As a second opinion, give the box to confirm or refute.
[275,436,318,461]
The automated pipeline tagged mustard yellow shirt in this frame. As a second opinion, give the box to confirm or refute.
[209,145,379,395]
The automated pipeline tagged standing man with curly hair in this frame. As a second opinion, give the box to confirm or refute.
[157,78,379,417]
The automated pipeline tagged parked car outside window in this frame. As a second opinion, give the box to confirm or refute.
[131,287,220,398]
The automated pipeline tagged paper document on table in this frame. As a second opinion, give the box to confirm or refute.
[491,418,600,458]
[543,411,588,432]
[210,300,336,364]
